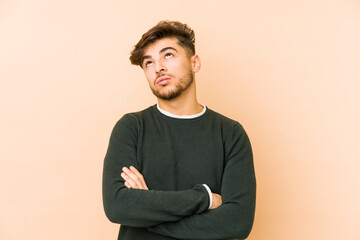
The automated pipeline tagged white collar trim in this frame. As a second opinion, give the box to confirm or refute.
[156,104,207,119]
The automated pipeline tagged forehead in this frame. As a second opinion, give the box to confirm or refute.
[143,37,184,57]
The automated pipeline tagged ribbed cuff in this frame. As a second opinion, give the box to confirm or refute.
[202,184,213,209]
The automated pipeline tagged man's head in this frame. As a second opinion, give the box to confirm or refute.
[130,20,196,68]
[130,21,201,101]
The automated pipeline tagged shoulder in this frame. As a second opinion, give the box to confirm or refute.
[206,109,252,159]
[206,108,243,129]
[115,105,156,124]
[112,105,156,133]
[205,108,249,143]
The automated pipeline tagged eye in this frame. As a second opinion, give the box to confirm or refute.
[165,53,173,58]
[144,61,153,67]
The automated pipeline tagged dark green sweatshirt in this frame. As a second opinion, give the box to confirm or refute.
[102,105,256,240]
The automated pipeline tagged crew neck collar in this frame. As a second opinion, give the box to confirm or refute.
[156,104,207,119]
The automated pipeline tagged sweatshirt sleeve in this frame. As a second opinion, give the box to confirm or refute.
[147,123,256,239]
[102,114,210,228]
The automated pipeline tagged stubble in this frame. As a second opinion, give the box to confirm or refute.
[150,71,194,100]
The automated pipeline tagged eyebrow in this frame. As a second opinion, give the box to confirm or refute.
[159,47,178,54]
[142,47,178,65]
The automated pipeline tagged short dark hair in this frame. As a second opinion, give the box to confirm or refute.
[129,20,196,67]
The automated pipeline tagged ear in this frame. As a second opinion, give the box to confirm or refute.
[191,55,201,73]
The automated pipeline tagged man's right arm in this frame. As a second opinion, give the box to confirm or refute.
[102,114,210,227]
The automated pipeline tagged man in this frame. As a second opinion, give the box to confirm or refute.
[102,20,256,240]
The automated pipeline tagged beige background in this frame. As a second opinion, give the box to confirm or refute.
[1,0,359,239]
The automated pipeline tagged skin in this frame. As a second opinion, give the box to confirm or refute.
[142,37,202,115]
[121,37,222,209]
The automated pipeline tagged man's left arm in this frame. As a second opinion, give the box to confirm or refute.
[125,123,256,239]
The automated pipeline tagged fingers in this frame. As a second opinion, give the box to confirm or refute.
[124,180,132,189]
[210,193,222,209]
[129,166,148,190]
[121,171,138,188]
[122,167,142,189]
[121,166,148,190]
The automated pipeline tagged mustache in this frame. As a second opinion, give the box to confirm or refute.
[156,73,172,79]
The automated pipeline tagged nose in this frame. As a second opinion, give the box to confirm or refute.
[155,59,166,73]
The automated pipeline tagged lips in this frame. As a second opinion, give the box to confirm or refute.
[156,76,171,86]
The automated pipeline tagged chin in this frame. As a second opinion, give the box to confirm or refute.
[154,89,182,101]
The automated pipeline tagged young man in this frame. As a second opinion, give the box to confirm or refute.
[102,21,256,240]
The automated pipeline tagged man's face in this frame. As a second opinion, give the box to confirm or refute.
[141,37,197,100]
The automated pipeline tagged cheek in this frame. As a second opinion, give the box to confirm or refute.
[168,60,187,73]
[144,70,156,83]
[179,62,192,74]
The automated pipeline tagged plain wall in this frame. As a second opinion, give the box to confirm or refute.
[1,0,359,239]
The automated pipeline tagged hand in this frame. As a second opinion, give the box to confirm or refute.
[209,193,222,209]
[121,166,149,190]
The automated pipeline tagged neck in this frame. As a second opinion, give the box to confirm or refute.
[157,81,203,116]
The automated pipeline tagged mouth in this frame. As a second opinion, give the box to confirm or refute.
[156,76,171,86]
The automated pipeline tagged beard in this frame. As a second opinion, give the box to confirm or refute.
[150,71,194,101]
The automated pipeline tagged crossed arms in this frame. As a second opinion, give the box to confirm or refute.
[102,114,256,239]
[120,166,223,209]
